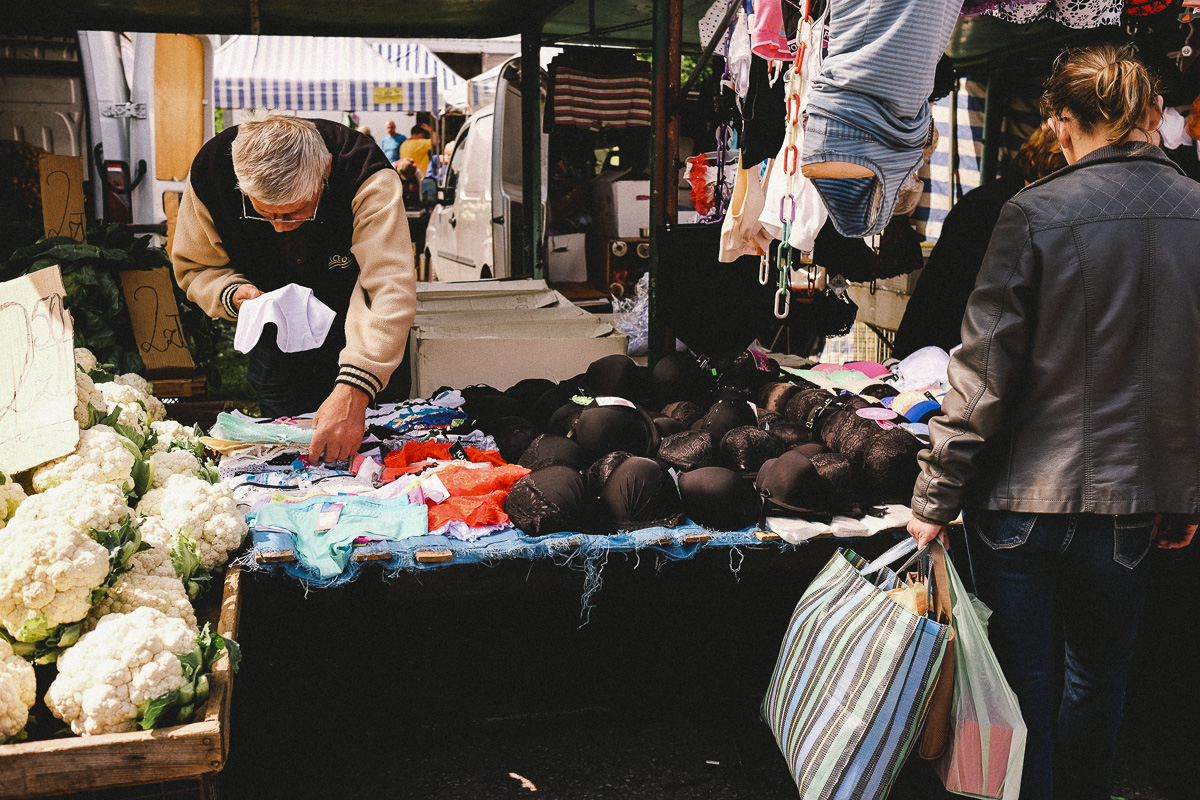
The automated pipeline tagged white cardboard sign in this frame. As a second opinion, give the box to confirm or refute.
[0,267,79,474]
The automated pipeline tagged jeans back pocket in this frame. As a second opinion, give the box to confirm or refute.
[966,508,1039,550]
[1113,513,1156,569]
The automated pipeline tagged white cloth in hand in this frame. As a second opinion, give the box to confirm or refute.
[233,284,337,354]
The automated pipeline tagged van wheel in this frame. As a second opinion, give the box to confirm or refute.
[423,250,435,281]
[481,264,492,279]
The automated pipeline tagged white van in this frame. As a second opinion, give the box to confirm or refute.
[1,32,216,236]
[424,57,547,282]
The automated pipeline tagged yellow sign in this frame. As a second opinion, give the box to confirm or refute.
[372,86,405,105]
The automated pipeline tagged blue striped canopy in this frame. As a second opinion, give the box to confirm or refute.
[371,41,464,95]
[442,61,502,113]
[213,36,439,112]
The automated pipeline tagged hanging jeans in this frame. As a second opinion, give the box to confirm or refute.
[962,509,1156,800]
[802,0,963,236]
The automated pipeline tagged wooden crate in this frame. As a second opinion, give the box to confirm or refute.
[151,376,207,399]
[0,567,243,799]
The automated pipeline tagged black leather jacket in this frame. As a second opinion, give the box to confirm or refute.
[913,143,1200,524]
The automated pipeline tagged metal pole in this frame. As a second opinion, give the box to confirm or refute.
[667,0,681,222]
[979,75,1003,185]
[648,0,681,363]
[521,22,545,279]
[680,0,739,100]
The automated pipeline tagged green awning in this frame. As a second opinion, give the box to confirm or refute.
[8,0,717,44]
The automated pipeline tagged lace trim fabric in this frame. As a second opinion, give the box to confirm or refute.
[962,0,1122,28]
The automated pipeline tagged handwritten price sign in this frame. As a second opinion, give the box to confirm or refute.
[118,268,196,377]
[38,154,86,242]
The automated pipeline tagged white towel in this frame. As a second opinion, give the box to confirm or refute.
[233,284,337,354]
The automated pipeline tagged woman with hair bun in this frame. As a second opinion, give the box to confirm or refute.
[908,45,1200,800]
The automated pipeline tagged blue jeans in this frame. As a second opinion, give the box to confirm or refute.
[962,509,1155,800]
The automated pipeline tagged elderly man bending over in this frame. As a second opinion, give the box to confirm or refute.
[172,110,416,463]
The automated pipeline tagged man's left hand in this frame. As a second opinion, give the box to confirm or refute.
[309,383,369,464]
[1154,514,1197,550]
[907,517,949,549]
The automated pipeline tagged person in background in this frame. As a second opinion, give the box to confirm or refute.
[381,119,406,165]
[171,111,416,464]
[397,125,433,177]
[908,45,1198,800]
[426,138,455,182]
[359,126,374,143]
[892,123,1067,358]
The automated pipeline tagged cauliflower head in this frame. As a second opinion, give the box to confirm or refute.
[114,375,166,422]
[0,517,111,642]
[127,518,178,579]
[148,420,204,456]
[45,607,196,736]
[0,639,35,741]
[74,348,98,374]
[0,473,26,532]
[86,573,197,632]
[31,425,138,493]
[149,450,200,490]
[75,371,107,428]
[14,480,131,535]
[139,476,247,570]
[97,382,154,430]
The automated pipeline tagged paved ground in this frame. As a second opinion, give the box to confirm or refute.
[201,531,1197,800]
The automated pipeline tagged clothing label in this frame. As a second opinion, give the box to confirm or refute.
[449,443,469,461]
[856,407,898,421]
[924,390,940,403]
[356,457,383,484]
[315,502,344,533]
[596,396,637,409]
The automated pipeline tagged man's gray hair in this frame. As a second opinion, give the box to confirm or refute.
[230,110,328,205]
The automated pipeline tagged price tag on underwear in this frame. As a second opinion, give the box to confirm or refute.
[449,443,470,461]
[315,502,344,533]
[856,407,899,430]
[596,396,637,409]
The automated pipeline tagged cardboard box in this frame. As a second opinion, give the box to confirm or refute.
[547,233,588,283]
[846,285,912,332]
[408,279,628,397]
[592,173,650,239]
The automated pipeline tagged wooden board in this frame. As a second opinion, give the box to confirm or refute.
[163,190,182,258]
[0,567,242,799]
[152,375,207,399]
[154,34,205,184]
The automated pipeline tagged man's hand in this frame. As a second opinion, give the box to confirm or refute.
[232,284,264,310]
[908,517,949,549]
[1154,514,1197,550]
[309,383,369,465]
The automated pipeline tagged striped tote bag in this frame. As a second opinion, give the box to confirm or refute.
[763,546,950,800]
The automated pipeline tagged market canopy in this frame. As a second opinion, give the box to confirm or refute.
[213,35,439,112]
[369,40,465,96]
[443,61,504,113]
[8,0,713,47]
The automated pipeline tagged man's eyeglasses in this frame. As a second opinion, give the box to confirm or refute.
[240,186,322,225]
